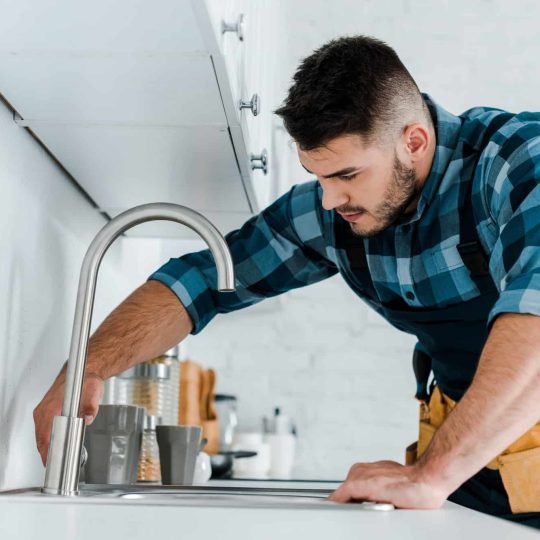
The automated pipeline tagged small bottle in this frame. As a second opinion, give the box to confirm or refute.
[271,407,292,434]
[214,394,238,451]
[137,415,162,483]
[161,345,181,425]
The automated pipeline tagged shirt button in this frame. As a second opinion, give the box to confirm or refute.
[401,224,411,233]
[406,291,415,301]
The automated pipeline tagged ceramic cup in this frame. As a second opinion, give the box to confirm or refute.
[83,404,145,485]
[156,425,202,485]
[193,451,212,484]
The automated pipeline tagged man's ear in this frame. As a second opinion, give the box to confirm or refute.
[400,123,431,164]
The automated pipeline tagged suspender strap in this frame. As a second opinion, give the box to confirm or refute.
[335,220,369,271]
[334,215,377,301]
[457,112,513,280]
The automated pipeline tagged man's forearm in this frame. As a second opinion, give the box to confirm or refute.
[83,280,193,380]
[417,313,540,493]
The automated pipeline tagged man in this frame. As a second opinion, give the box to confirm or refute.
[34,36,540,527]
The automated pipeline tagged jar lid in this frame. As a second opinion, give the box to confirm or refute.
[164,344,181,359]
[119,363,170,380]
[144,415,162,430]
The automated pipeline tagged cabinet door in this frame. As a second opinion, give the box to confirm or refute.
[0,0,205,53]
[198,0,246,124]
[30,124,252,213]
[0,0,280,232]
[202,0,277,212]
[0,0,256,237]
[237,0,277,212]
[0,54,227,126]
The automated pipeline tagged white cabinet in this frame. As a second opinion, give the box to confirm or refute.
[0,54,227,125]
[191,0,277,210]
[0,0,282,238]
[0,0,206,53]
[30,125,248,212]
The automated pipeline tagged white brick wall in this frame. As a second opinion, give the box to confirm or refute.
[182,0,540,479]
[276,0,540,115]
[185,278,418,479]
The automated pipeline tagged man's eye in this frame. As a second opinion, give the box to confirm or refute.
[338,174,357,181]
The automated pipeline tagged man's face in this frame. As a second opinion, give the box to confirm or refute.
[298,134,421,237]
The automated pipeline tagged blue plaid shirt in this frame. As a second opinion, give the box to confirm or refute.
[149,95,540,336]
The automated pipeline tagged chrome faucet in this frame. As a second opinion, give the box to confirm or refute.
[42,203,236,495]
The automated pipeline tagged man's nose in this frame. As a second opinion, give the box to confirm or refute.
[320,183,348,211]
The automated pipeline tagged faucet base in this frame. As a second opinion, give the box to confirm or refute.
[43,416,85,496]
[41,487,80,496]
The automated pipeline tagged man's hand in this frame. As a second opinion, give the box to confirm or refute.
[33,372,104,466]
[328,460,449,509]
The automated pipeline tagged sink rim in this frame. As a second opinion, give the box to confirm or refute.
[0,484,395,511]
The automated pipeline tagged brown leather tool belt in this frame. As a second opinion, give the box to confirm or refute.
[406,386,540,514]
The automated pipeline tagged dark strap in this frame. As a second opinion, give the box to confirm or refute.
[413,344,432,401]
[457,178,490,278]
[457,112,513,280]
[336,221,369,271]
[334,218,377,300]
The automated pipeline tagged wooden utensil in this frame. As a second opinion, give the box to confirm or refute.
[207,369,217,420]
[179,359,202,425]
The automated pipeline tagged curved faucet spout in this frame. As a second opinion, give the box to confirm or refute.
[43,203,236,495]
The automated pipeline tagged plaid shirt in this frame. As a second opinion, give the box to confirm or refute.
[149,95,540,335]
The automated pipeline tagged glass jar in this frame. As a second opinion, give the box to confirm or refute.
[214,394,238,451]
[137,415,161,482]
[102,376,132,405]
[119,363,170,418]
[108,343,183,423]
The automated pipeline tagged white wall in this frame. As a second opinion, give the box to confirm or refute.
[276,0,540,115]
[0,100,165,489]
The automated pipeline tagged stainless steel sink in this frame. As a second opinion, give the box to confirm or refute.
[0,482,395,511]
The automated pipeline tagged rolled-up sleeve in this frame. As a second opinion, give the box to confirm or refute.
[486,131,540,326]
[148,181,338,334]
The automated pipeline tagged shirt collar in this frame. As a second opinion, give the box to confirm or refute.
[400,94,462,224]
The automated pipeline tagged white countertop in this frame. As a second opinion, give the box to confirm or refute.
[0,480,537,540]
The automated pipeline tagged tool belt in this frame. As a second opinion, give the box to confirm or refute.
[405,386,540,514]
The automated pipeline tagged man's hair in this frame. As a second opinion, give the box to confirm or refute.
[274,35,427,150]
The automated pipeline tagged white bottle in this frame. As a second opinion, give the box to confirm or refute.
[266,408,296,479]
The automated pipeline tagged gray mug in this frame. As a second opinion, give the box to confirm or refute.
[83,404,144,485]
[156,425,202,485]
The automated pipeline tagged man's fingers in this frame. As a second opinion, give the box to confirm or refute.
[33,374,104,466]
[328,462,369,502]
[79,375,104,425]
[33,405,56,466]
[36,432,50,466]
[328,483,353,503]
[80,400,99,426]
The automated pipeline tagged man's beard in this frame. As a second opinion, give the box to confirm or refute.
[349,155,419,238]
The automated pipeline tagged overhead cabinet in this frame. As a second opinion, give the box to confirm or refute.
[0,0,278,238]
